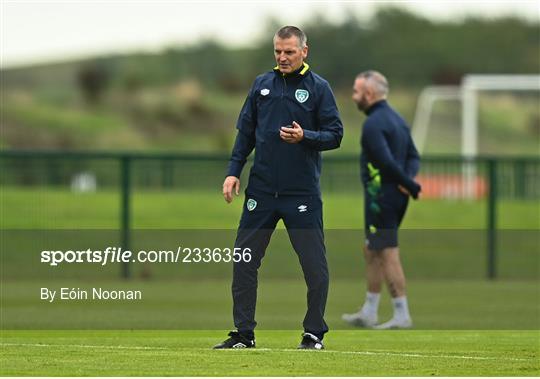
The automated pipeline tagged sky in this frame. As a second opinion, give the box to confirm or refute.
[1,0,539,68]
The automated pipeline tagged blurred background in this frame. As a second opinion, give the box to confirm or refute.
[1,1,539,154]
[0,1,539,330]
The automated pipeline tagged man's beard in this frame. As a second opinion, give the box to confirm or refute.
[356,97,369,111]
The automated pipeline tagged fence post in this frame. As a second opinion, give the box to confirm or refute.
[162,159,173,188]
[486,158,497,280]
[120,156,131,279]
[515,159,525,198]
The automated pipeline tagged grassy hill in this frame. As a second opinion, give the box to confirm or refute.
[2,81,539,155]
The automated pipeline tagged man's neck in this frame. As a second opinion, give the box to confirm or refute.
[365,99,387,115]
[288,63,304,75]
[276,62,308,77]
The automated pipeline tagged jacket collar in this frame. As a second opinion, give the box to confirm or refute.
[365,99,388,116]
[273,62,310,77]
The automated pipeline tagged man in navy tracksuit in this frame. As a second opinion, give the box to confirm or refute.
[342,71,421,330]
[215,26,343,350]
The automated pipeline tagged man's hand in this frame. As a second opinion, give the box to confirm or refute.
[280,121,304,143]
[223,176,240,203]
[398,177,421,200]
[398,185,410,196]
[398,180,422,200]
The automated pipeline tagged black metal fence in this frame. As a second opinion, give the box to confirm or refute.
[1,150,539,280]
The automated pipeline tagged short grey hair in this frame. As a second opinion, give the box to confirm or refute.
[356,70,389,97]
[274,26,307,48]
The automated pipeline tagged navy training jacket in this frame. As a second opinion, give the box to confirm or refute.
[360,100,421,198]
[227,63,343,196]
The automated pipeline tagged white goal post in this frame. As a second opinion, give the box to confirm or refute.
[412,74,540,156]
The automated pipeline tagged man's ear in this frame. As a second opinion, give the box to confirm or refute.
[302,45,308,59]
[365,86,375,102]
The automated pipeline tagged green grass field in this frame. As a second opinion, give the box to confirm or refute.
[2,279,539,329]
[1,188,539,229]
[1,278,539,375]
[1,188,539,375]
[1,330,539,376]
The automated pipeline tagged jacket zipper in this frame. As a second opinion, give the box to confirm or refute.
[274,75,287,199]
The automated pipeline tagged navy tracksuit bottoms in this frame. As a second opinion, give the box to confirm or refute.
[232,191,329,339]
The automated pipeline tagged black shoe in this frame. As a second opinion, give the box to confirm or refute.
[213,331,255,349]
[298,332,324,350]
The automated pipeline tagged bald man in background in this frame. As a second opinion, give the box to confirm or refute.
[343,71,421,329]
